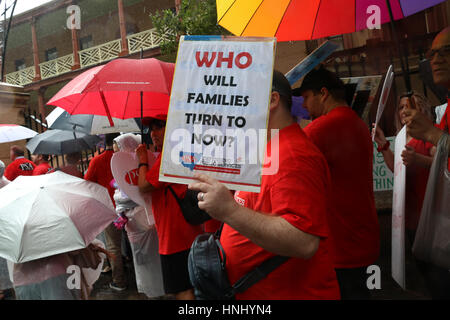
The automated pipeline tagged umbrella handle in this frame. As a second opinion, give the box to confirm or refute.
[99,91,115,127]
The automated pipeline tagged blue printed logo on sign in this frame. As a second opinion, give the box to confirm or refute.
[180,152,201,171]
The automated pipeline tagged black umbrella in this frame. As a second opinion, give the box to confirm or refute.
[26,129,101,155]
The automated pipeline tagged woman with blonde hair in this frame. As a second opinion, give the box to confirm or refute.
[374,92,436,236]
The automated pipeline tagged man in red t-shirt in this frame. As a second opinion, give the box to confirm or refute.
[4,145,35,181]
[405,27,450,299]
[297,67,379,299]
[406,27,450,158]
[136,117,203,300]
[188,71,340,299]
[32,154,52,175]
[84,133,126,291]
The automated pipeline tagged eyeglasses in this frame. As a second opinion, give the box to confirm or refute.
[426,44,450,60]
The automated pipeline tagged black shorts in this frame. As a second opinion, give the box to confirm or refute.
[160,249,193,294]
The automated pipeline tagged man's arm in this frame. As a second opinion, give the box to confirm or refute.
[188,173,320,259]
[373,124,394,172]
[3,164,15,181]
[405,109,447,147]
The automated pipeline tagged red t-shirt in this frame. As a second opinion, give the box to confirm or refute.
[303,107,379,268]
[84,149,115,205]
[221,123,340,300]
[203,219,222,234]
[33,162,52,176]
[146,154,203,255]
[405,138,433,231]
[4,157,36,181]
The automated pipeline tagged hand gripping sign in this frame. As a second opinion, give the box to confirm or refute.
[111,150,158,226]
[159,36,276,192]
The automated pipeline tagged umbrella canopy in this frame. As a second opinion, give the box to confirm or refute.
[0,171,116,263]
[0,124,37,143]
[46,107,140,135]
[26,129,100,155]
[46,58,175,124]
[217,0,446,41]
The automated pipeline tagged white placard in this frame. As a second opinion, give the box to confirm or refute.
[372,65,394,141]
[159,36,276,192]
[111,150,158,226]
[391,126,407,289]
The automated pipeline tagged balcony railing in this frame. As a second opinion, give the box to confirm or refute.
[79,39,122,68]
[127,28,170,54]
[5,66,35,86]
[40,54,74,79]
[4,27,166,86]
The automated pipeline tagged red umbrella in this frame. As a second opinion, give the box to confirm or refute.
[47,58,175,128]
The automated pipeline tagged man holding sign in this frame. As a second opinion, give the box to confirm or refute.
[188,71,340,299]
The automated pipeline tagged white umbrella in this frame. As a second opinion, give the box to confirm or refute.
[0,124,37,143]
[46,107,140,135]
[0,171,116,263]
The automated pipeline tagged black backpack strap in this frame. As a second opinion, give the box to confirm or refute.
[167,185,181,202]
[227,255,290,297]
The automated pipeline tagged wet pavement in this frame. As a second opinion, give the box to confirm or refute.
[89,210,432,300]
[90,257,173,300]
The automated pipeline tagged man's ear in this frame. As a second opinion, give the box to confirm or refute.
[269,91,280,111]
[319,87,329,103]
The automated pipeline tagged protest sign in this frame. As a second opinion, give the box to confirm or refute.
[159,36,276,192]
[372,65,394,141]
[111,150,158,226]
[392,126,407,289]
[285,40,338,85]
[373,136,395,191]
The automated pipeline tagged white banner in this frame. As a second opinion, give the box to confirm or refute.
[159,36,276,192]
[391,126,407,289]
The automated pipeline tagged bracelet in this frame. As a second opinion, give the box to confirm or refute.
[138,163,149,169]
[377,140,390,152]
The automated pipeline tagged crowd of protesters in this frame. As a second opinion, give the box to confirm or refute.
[0,26,449,301]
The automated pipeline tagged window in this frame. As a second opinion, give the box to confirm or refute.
[45,47,58,61]
[126,23,138,36]
[15,59,26,71]
[79,35,93,50]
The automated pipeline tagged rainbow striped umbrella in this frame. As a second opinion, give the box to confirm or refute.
[217,0,446,41]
